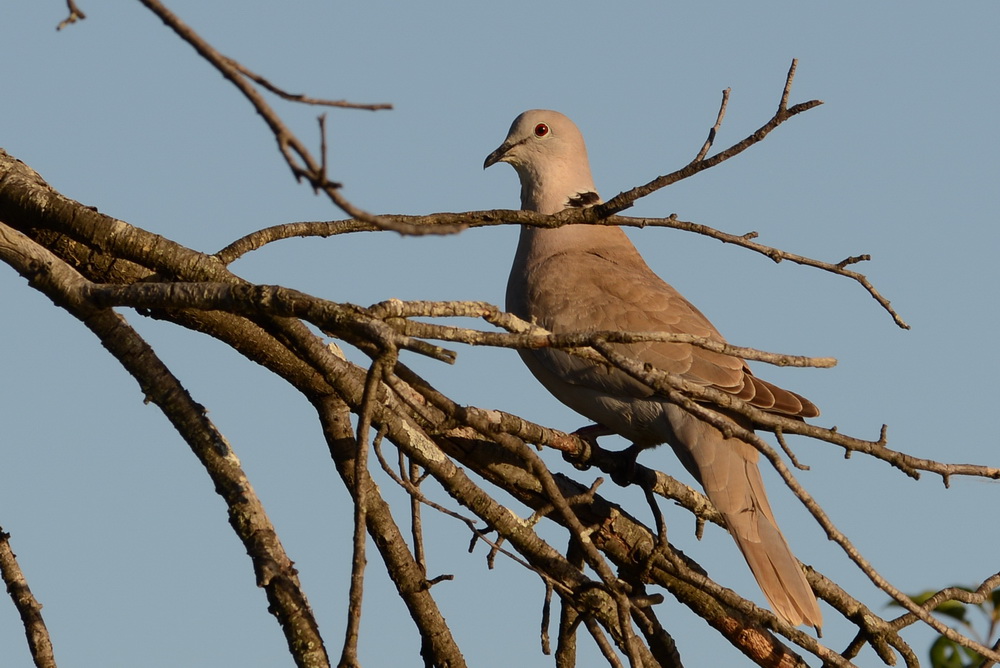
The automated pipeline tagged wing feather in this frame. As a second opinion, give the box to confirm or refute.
[518,246,818,419]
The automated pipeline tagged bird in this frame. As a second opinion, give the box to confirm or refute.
[484,109,823,629]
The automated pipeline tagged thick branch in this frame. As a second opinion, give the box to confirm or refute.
[0,223,331,668]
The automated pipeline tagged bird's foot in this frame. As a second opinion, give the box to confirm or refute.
[562,423,611,470]
[610,443,645,487]
[572,424,614,440]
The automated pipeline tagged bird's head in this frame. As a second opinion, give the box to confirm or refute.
[484,109,598,214]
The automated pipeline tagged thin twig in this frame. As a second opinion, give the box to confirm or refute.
[775,427,810,471]
[318,114,328,190]
[406,455,427,575]
[591,59,822,218]
[136,0,469,236]
[642,485,668,548]
[402,314,836,368]
[693,87,730,162]
[56,0,86,30]
[340,354,393,667]
[542,583,554,655]
[373,373,560,580]
[888,576,1000,632]
[779,59,799,113]
[224,57,392,110]
[605,214,909,330]
[368,298,836,368]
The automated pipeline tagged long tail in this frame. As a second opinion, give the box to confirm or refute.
[673,409,822,629]
[722,491,822,628]
[715,460,822,629]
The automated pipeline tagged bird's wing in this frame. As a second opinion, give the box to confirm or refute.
[521,246,818,418]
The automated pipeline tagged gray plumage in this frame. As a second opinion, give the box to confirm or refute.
[485,109,822,629]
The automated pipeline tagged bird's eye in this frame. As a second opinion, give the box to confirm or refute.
[534,123,549,137]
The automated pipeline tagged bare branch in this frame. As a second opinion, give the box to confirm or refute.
[361,300,997,483]
[603,215,908,329]
[0,223,331,668]
[134,1,467,236]
[314,397,469,668]
[224,57,392,110]
[214,209,905,328]
[404,455,428,576]
[888,575,1000,632]
[778,59,799,113]
[583,617,626,668]
[693,87,730,162]
[590,59,822,218]
[0,528,56,668]
[339,356,392,668]
[372,298,836,368]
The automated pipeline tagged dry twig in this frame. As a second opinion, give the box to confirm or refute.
[0,529,56,668]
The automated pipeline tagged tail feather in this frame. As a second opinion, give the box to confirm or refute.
[725,510,822,628]
[673,407,823,629]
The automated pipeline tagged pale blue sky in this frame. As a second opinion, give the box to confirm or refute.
[2,2,998,666]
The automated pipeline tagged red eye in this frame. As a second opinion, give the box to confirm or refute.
[534,123,549,137]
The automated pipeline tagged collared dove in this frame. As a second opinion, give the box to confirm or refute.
[484,109,823,629]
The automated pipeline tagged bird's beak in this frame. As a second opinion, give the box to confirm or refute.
[483,141,511,169]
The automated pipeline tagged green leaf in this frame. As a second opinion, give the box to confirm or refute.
[932,599,971,623]
[929,636,982,668]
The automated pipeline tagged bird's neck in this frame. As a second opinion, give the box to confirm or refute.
[516,161,597,215]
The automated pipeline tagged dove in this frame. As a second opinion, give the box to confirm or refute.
[485,109,822,629]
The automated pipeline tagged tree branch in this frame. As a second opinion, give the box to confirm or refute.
[0,223,331,668]
[0,528,56,668]
[223,56,392,110]
[589,59,822,218]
